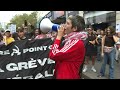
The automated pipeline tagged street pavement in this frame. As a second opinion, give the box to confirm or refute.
[82,59,120,79]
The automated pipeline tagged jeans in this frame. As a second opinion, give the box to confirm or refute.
[115,46,120,60]
[97,46,101,61]
[100,48,115,79]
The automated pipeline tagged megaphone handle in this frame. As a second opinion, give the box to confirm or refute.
[52,25,60,32]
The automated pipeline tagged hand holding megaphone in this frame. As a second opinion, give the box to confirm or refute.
[40,18,60,33]
[56,24,66,40]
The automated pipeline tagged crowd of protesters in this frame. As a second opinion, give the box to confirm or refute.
[82,26,120,79]
[0,16,120,79]
[0,26,55,45]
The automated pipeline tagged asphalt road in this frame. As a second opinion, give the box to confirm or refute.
[82,59,120,79]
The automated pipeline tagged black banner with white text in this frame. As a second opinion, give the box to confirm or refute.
[0,38,55,79]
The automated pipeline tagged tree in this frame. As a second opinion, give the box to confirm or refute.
[6,23,11,29]
[0,28,4,31]
[9,11,38,32]
[0,23,4,31]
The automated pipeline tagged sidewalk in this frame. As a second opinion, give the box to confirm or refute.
[82,59,120,79]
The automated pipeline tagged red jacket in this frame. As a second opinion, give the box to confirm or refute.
[49,38,85,79]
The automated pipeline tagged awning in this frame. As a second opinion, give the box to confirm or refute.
[52,16,66,24]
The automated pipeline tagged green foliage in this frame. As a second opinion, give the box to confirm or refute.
[8,11,38,32]
[0,28,4,31]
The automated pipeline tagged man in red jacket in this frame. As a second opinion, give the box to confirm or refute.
[49,15,88,79]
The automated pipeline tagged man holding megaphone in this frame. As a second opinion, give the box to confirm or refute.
[40,15,88,79]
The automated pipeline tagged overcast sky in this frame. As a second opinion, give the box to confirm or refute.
[0,11,34,23]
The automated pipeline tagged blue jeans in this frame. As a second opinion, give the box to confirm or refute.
[100,48,115,79]
[97,46,101,61]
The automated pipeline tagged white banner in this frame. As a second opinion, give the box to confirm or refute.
[10,24,16,33]
[8,24,16,33]
[116,24,120,33]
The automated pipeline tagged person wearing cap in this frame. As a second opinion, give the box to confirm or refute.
[3,29,15,45]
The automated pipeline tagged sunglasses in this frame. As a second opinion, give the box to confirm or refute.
[88,29,92,31]
[107,30,110,31]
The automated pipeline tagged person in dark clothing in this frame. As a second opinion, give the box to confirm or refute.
[31,28,41,40]
[24,27,32,39]
[16,28,28,40]
[98,26,119,79]
[12,32,19,40]
[83,27,97,73]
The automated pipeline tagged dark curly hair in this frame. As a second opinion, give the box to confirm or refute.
[107,26,115,35]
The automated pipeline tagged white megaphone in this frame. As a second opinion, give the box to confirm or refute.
[40,18,60,33]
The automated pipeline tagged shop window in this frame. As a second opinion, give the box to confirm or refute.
[95,14,107,23]
[106,12,116,22]
[68,11,79,17]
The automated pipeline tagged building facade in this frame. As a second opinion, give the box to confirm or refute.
[116,11,120,25]
[83,11,116,30]
[37,11,116,31]
[51,11,84,24]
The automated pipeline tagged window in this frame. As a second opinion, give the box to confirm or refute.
[68,11,79,16]
[84,11,94,14]
[86,17,93,24]
[95,14,107,23]
[106,12,116,22]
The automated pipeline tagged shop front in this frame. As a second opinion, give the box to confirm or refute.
[51,11,66,24]
[84,11,116,31]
